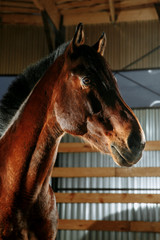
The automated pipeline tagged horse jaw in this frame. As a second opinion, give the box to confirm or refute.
[82,115,145,168]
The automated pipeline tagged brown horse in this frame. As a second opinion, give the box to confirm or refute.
[0,23,145,239]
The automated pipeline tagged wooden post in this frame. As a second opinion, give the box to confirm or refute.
[41,10,54,53]
[109,0,116,22]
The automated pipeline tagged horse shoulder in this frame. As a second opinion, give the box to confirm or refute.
[28,185,58,239]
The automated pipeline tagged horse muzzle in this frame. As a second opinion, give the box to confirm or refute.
[110,130,146,167]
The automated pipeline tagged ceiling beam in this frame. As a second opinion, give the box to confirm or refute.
[1,1,35,8]
[63,12,110,26]
[0,6,40,14]
[60,3,108,15]
[116,0,159,9]
[154,3,160,19]
[33,0,61,29]
[109,0,116,22]
[41,10,54,53]
[0,13,42,25]
[117,6,158,22]
[57,0,107,12]
[63,6,158,26]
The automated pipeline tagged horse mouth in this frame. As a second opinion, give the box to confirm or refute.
[111,145,135,167]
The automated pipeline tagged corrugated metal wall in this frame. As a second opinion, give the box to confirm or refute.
[56,108,160,240]
[1,20,160,74]
[0,25,49,74]
[66,20,160,71]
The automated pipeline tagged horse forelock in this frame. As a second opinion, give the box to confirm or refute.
[0,41,70,137]
[70,44,116,92]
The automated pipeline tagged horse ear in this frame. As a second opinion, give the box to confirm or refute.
[72,23,85,49]
[93,33,107,56]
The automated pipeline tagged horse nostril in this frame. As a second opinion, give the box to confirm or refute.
[127,131,145,152]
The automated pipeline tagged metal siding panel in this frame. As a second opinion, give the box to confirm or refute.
[1,22,160,72]
[0,25,49,74]
[56,108,160,239]
[65,21,160,70]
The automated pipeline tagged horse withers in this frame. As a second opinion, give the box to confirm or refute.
[0,23,145,239]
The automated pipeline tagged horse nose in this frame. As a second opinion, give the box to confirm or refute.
[127,130,145,153]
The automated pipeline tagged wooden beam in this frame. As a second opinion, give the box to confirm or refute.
[1,1,36,9]
[55,0,80,4]
[116,0,158,10]
[116,167,160,177]
[146,141,160,151]
[32,0,44,11]
[56,0,158,12]
[33,0,61,29]
[0,13,43,25]
[0,6,40,14]
[56,0,107,11]
[63,12,110,26]
[52,167,115,177]
[63,7,158,26]
[154,3,160,19]
[117,7,158,22]
[52,167,160,178]
[58,219,160,232]
[55,193,160,203]
[58,142,99,153]
[57,141,160,153]
[60,3,108,15]
[109,0,116,22]
[41,10,54,53]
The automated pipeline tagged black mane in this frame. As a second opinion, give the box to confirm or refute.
[0,41,69,137]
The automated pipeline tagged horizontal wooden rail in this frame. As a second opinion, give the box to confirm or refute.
[58,141,160,153]
[55,193,160,203]
[52,167,160,178]
[58,142,96,153]
[58,219,160,232]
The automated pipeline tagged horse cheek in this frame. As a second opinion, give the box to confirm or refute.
[54,97,87,135]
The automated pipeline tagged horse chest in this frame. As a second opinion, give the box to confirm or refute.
[0,207,50,240]
[0,188,57,239]
[0,212,29,240]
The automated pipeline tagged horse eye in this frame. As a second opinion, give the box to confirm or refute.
[82,77,91,86]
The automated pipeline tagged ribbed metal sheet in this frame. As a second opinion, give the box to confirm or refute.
[56,108,160,240]
[0,25,49,74]
[1,21,160,73]
[66,20,160,71]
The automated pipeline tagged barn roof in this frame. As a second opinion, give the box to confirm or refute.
[0,0,160,28]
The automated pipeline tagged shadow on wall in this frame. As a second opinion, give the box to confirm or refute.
[57,206,160,240]
[79,207,160,240]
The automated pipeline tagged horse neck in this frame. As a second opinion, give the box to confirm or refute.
[0,56,64,201]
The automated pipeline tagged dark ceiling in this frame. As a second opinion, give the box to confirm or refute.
[1,0,160,28]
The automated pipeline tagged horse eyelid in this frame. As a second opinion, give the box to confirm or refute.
[81,76,91,86]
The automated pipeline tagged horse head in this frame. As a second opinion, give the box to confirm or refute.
[54,23,145,167]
